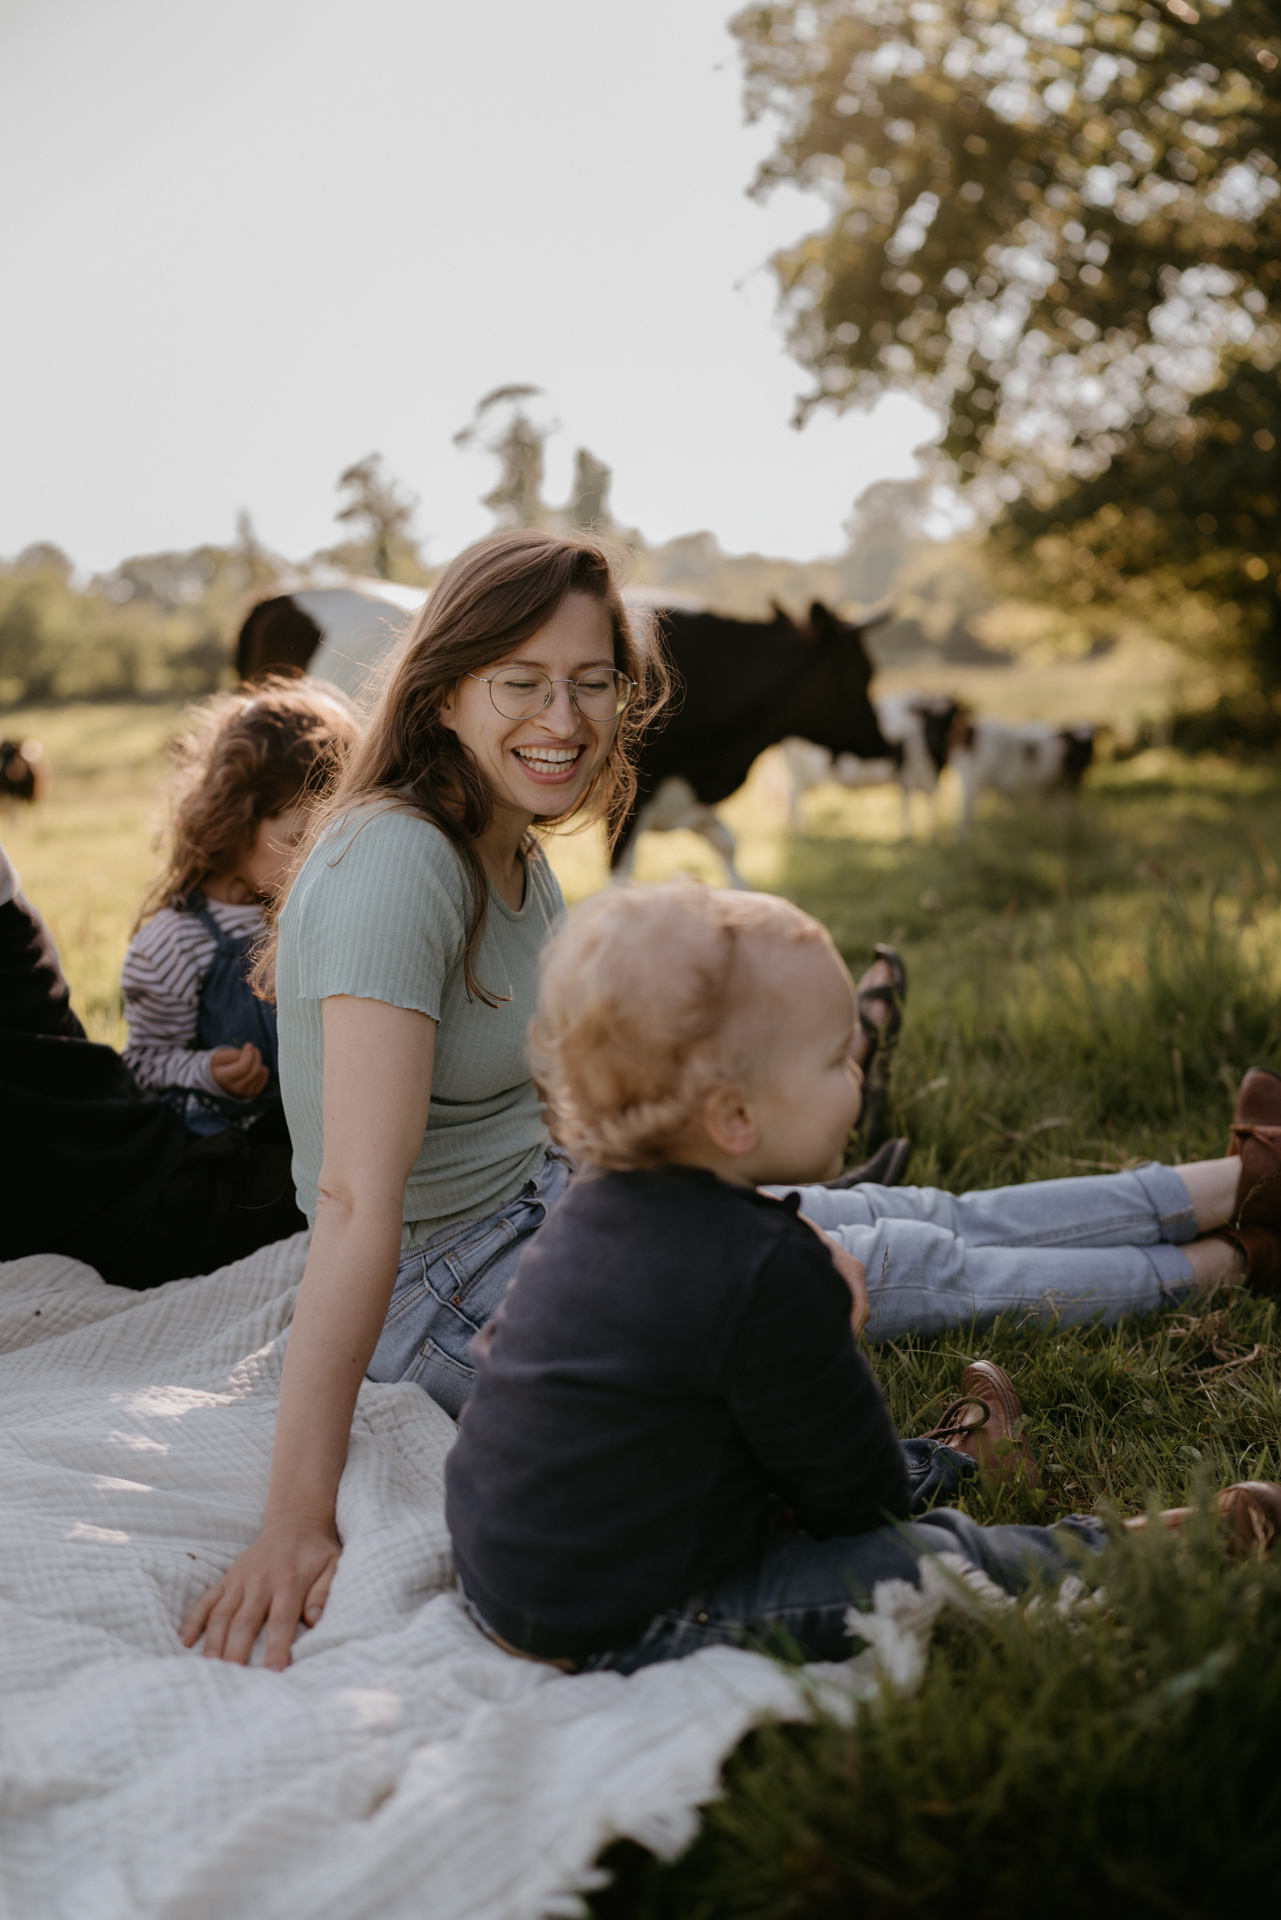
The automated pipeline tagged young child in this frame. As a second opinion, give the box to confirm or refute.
[445,886,1280,1673]
[123,680,360,1136]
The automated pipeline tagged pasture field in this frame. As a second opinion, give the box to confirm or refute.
[6,689,1281,1909]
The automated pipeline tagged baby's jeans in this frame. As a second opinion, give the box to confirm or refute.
[578,1507,1110,1674]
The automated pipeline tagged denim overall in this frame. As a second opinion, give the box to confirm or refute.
[172,897,282,1137]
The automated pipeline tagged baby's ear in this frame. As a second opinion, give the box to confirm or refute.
[700,1083,757,1158]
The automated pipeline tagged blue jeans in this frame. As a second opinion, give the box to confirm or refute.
[769,1163,1200,1343]
[374,1158,1199,1417]
[366,1148,573,1418]
[576,1508,1110,1674]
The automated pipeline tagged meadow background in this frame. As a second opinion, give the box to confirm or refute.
[5,0,1281,1904]
[7,639,1281,1908]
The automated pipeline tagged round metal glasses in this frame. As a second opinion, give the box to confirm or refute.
[467,667,636,721]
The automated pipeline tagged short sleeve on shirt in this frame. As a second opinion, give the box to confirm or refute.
[286,807,470,1021]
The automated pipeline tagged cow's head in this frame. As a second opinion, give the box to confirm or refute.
[779,601,895,761]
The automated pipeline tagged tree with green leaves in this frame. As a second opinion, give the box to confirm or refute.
[734,0,1281,684]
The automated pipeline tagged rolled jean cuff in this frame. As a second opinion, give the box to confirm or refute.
[1141,1238,1197,1302]
[1132,1162,1198,1245]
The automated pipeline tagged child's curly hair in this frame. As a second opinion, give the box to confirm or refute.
[134,677,362,928]
[529,883,834,1171]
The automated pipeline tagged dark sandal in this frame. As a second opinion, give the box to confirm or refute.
[1206,1224,1281,1297]
[859,944,907,1152]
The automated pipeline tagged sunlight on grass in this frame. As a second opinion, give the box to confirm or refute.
[7,696,1281,1909]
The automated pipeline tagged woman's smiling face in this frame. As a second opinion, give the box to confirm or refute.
[438,590,621,825]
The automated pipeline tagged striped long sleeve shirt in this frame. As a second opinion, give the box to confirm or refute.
[121,900,265,1095]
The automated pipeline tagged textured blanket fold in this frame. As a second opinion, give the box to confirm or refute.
[0,1239,931,1920]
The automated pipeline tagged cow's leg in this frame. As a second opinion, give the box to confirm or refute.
[898,782,913,841]
[610,827,641,883]
[956,762,977,834]
[695,810,750,890]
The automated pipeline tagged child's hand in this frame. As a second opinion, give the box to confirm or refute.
[798,1215,870,1338]
[180,1515,341,1670]
[211,1042,270,1099]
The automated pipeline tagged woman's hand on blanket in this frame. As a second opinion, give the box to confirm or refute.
[211,1043,270,1099]
[798,1215,870,1339]
[180,1514,341,1669]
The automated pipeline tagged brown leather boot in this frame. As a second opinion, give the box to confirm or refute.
[919,1359,1040,1489]
[1124,1481,1281,1557]
[1204,1223,1281,1297]
[1229,1066,1281,1229]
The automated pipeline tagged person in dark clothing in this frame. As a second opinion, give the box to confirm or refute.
[445,884,1281,1673]
[0,841,306,1287]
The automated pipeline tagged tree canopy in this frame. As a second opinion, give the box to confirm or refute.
[733,0,1281,678]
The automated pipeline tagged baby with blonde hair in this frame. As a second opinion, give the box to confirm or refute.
[444,882,1122,1674]
[529,883,839,1174]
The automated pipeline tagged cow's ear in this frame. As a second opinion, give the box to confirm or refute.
[770,599,796,632]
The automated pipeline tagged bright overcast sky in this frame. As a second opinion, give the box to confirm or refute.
[0,0,938,576]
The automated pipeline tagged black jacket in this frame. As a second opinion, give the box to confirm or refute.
[0,889,188,1269]
[445,1164,910,1659]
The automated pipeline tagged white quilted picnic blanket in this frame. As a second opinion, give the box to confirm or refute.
[0,1238,948,1920]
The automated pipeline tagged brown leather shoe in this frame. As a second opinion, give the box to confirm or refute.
[1124,1481,1281,1557]
[1204,1223,1281,1296]
[1229,1066,1281,1228]
[919,1359,1040,1489]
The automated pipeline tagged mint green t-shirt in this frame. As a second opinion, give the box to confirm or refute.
[275,804,566,1238]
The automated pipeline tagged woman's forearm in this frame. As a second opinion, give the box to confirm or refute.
[261,1188,404,1528]
[262,994,437,1530]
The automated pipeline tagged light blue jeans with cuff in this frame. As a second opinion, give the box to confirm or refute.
[366,1147,573,1418]
[369,1155,1199,1417]
[769,1162,1200,1343]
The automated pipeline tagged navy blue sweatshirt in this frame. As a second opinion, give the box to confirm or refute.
[445,1164,911,1660]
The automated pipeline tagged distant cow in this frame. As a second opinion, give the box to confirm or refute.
[780,694,962,839]
[614,603,895,887]
[0,739,46,804]
[952,718,1096,827]
[235,581,428,704]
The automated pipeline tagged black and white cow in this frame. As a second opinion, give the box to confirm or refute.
[236,581,427,702]
[614,603,895,887]
[779,694,961,839]
[951,718,1096,827]
[235,586,896,889]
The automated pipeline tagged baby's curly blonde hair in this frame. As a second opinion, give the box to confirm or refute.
[529,883,836,1171]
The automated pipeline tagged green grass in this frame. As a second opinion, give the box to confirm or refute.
[591,1523,1281,1917]
[589,754,1281,1916]
[9,701,1281,1909]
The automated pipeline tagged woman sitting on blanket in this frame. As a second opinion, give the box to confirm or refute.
[182,526,1281,1669]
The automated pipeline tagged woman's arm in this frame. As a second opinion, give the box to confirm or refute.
[181,994,435,1670]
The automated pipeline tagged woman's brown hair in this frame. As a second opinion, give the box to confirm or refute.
[256,528,668,1005]
[135,678,362,931]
